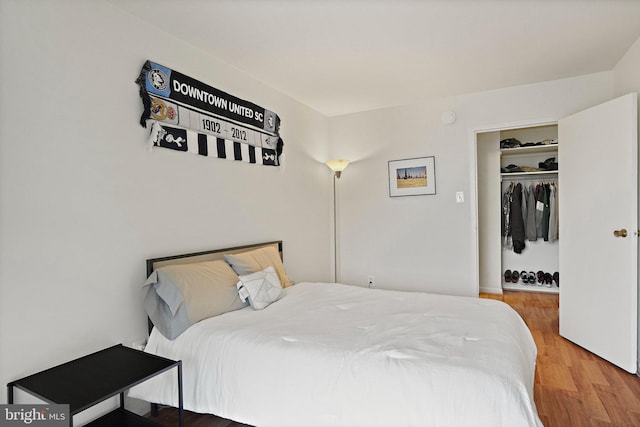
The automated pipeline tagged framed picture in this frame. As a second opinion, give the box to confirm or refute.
[388,156,436,197]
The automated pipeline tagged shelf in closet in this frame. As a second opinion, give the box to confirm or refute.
[499,144,558,155]
[500,143,558,180]
[500,170,558,179]
[503,283,559,294]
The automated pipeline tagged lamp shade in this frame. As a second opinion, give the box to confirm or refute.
[326,159,350,178]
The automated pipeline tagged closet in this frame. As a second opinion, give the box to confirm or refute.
[477,123,559,294]
[500,125,559,293]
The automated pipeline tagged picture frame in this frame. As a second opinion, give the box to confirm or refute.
[388,156,436,197]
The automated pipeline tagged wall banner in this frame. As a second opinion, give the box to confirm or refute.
[147,121,280,166]
[136,60,283,166]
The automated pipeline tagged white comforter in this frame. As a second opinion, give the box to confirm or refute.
[129,283,542,427]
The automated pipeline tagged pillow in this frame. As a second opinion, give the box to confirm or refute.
[143,259,247,339]
[224,246,293,288]
[236,266,283,310]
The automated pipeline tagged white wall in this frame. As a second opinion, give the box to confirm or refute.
[330,72,613,296]
[476,131,501,294]
[0,0,331,404]
[614,36,640,97]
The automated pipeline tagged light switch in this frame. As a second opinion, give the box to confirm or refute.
[456,191,464,203]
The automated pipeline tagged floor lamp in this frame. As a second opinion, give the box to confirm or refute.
[325,159,349,282]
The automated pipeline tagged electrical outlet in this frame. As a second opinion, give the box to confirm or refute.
[368,275,375,288]
[456,191,464,203]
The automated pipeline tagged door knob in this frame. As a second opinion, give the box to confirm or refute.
[613,228,628,238]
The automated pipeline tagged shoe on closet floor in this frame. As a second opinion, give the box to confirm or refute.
[544,272,553,287]
[504,270,512,282]
[527,271,536,284]
[511,271,520,283]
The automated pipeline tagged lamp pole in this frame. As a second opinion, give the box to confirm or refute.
[325,159,349,283]
[333,173,338,283]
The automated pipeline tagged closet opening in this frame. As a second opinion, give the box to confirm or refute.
[475,123,559,295]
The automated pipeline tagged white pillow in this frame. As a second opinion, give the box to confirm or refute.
[237,266,283,310]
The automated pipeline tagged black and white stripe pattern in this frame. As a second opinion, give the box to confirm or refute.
[149,122,279,166]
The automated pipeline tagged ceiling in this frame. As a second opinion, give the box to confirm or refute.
[108,0,640,117]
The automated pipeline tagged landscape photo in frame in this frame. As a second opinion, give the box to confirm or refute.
[388,156,436,197]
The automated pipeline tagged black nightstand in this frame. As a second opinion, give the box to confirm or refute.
[7,344,183,427]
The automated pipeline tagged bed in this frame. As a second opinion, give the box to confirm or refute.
[129,241,543,427]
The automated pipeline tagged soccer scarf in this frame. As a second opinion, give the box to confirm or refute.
[136,60,283,166]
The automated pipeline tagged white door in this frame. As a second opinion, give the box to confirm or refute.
[559,93,638,373]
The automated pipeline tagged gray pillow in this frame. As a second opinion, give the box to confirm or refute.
[144,259,248,339]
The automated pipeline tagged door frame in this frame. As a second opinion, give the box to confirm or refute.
[469,117,559,296]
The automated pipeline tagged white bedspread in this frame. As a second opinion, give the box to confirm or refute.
[129,283,542,427]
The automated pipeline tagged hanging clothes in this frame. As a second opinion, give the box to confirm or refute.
[521,185,528,236]
[542,184,551,241]
[535,184,544,238]
[502,183,513,248]
[511,183,526,254]
[548,183,558,243]
[551,183,559,240]
[502,178,558,254]
[526,184,537,241]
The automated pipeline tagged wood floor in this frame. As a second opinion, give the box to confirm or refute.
[487,291,640,427]
[148,291,640,426]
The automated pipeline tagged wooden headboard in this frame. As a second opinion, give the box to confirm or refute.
[145,240,284,332]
